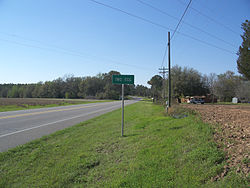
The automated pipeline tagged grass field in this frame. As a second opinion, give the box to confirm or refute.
[0,102,248,187]
[0,98,113,112]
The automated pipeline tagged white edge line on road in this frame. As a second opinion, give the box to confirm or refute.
[0,105,119,138]
[0,102,113,120]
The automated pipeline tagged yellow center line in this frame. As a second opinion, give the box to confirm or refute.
[0,103,109,120]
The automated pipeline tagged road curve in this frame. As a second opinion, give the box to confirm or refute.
[0,100,138,152]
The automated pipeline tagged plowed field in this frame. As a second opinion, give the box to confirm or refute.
[183,104,250,178]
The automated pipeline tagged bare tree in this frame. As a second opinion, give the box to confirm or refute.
[205,73,217,103]
[235,81,250,102]
[214,71,240,102]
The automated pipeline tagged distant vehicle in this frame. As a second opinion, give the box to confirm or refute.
[190,98,205,104]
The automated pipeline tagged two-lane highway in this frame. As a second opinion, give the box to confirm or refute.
[0,100,137,152]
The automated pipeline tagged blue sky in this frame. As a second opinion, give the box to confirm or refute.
[0,0,249,86]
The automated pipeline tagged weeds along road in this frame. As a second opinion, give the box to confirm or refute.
[0,100,138,152]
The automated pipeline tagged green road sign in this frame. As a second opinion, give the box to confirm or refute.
[112,75,134,85]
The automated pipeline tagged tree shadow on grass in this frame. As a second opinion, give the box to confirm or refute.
[169,126,184,130]
[122,133,139,137]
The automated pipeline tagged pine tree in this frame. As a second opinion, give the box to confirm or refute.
[237,20,250,80]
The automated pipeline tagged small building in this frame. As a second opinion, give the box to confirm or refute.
[232,97,238,104]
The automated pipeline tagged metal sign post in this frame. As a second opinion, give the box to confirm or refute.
[121,84,124,136]
[112,75,134,137]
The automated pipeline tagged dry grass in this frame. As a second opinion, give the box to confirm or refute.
[0,98,112,112]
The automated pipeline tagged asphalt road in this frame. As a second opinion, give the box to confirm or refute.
[0,100,138,152]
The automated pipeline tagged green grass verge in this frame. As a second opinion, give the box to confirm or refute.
[0,102,248,187]
[0,100,113,112]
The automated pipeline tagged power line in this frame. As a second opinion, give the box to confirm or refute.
[136,0,178,21]
[161,0,192,68]
[161,40,168,68]
[160,0,191,106]
[177,33,235,54]
[0,38,152,71]
[0,31,90,56]
[171,0,192,40]
[0,0,236,75]
[89,0,173,31]
[136,0,236,48]
[89,0,236,55]
[176,0,240,35]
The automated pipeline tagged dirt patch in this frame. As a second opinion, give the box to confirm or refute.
[182,104,250,178]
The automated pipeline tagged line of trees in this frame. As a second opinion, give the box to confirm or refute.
[1,21,248,102]
[148,65,209,100]
[147,20,250,103]
[208,71,250,102]
[1,68,249,102]
[0,71,150,100]
[147,66,250,102]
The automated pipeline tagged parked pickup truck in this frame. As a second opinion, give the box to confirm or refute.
[190,98,205,104]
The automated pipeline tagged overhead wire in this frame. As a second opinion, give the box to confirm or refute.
[171,0,192,40]
[1,0,237,74]
[161,0,192,68]
[176,0,240,35]
[136,0,236,48]
[89,0,236,55]
[0,37,152,71]
[0,31,92,56]
[89,0,173,31]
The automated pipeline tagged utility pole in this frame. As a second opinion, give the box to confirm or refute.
[159,67,168,101]
[168,32,171,107]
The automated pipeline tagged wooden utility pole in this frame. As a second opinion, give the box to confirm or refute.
[168,32,171,108]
